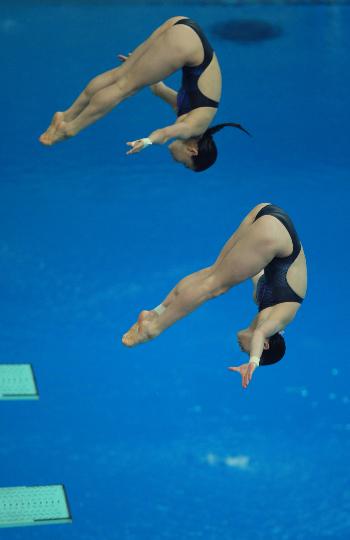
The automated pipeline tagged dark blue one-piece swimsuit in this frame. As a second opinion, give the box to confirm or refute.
[174,18,219,117]
[254,204,304,311]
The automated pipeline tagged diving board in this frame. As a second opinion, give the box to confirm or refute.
[0,364,39,400]
[0,485,72,528]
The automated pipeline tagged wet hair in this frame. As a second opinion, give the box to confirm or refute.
[259,332,286,366]
[191,122,251,172]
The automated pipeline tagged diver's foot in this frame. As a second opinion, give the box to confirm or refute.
[38,132,52,146]
[39,112,64,145]
[122,310,159,347]
[48,111,64,135]
[39,117,74,146]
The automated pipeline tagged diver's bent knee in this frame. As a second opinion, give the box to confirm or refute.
[211,285,230,298]
[114,77,139,98]
[88,92,109,112]
[85,75,103,97]
[89,85,127,111]
[205,275,230,299]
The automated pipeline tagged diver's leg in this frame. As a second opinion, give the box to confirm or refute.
[63,67,125,123]
[143,226,251,316]
[60,17,184,122]
[161,268,211,308]
[150,204,268,310]
[118,16,187,71]
[39,17,187,144]
[122,210,263,341]
[159,229,250,310]
[122,219,279,347]
[120,267,212,345]
[44,24,199,144]
[39,66,125,144]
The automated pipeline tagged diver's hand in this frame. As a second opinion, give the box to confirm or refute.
[228,362,257,389]
[126,139,150,155]
[117,53,131,63]
[150,81,165,95]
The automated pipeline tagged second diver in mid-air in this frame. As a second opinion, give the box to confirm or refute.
[122,203,307,389]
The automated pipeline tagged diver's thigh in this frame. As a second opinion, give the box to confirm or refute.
[121,27,193,90]
[213,223,277,288]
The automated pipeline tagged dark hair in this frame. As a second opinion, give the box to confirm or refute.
[191,122,251,172]
[259,333,286,366]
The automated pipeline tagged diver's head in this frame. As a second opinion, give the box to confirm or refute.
[236,329,286,366]
[168,122,251,172]
[168,139,198,169]
[237,328,269,353]
[260,333,286,365]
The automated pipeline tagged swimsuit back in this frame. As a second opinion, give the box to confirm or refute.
[254,204,304,311]
[174,19,220,117]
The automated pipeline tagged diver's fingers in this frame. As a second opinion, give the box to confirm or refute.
[117,53,131,62]
[228,366,241,373]
[244,367,252,388]
[127,147,142,155]
[127,140,143,147]
[243,372,248,389]
[126,141,137,154]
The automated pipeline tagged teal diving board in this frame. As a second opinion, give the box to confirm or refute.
[0,485,72,528]
[0,364,39,400]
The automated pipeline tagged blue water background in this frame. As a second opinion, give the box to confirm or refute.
[1,3,350,539]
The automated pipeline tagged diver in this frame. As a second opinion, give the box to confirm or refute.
[122,203,307,389]
[39,16,249,172]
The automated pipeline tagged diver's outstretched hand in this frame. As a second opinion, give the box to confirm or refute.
[126,140,148,155]
[228,362,257,389]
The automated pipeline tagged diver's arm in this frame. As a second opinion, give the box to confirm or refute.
[126,112,212,153]
[228,319,285,389]
[148,115,209,143]
[149,121,194,142]
[150,82,178,112]
[251,270,264,304]
[249,319,285,366]
[249,329,267,365]
[126,121,193,154]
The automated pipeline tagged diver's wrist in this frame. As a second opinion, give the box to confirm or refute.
[249,355,260,367]
[141,137,153,148]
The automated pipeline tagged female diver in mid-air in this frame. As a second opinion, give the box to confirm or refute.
[39,16,249,172]
[122,203,307,389]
